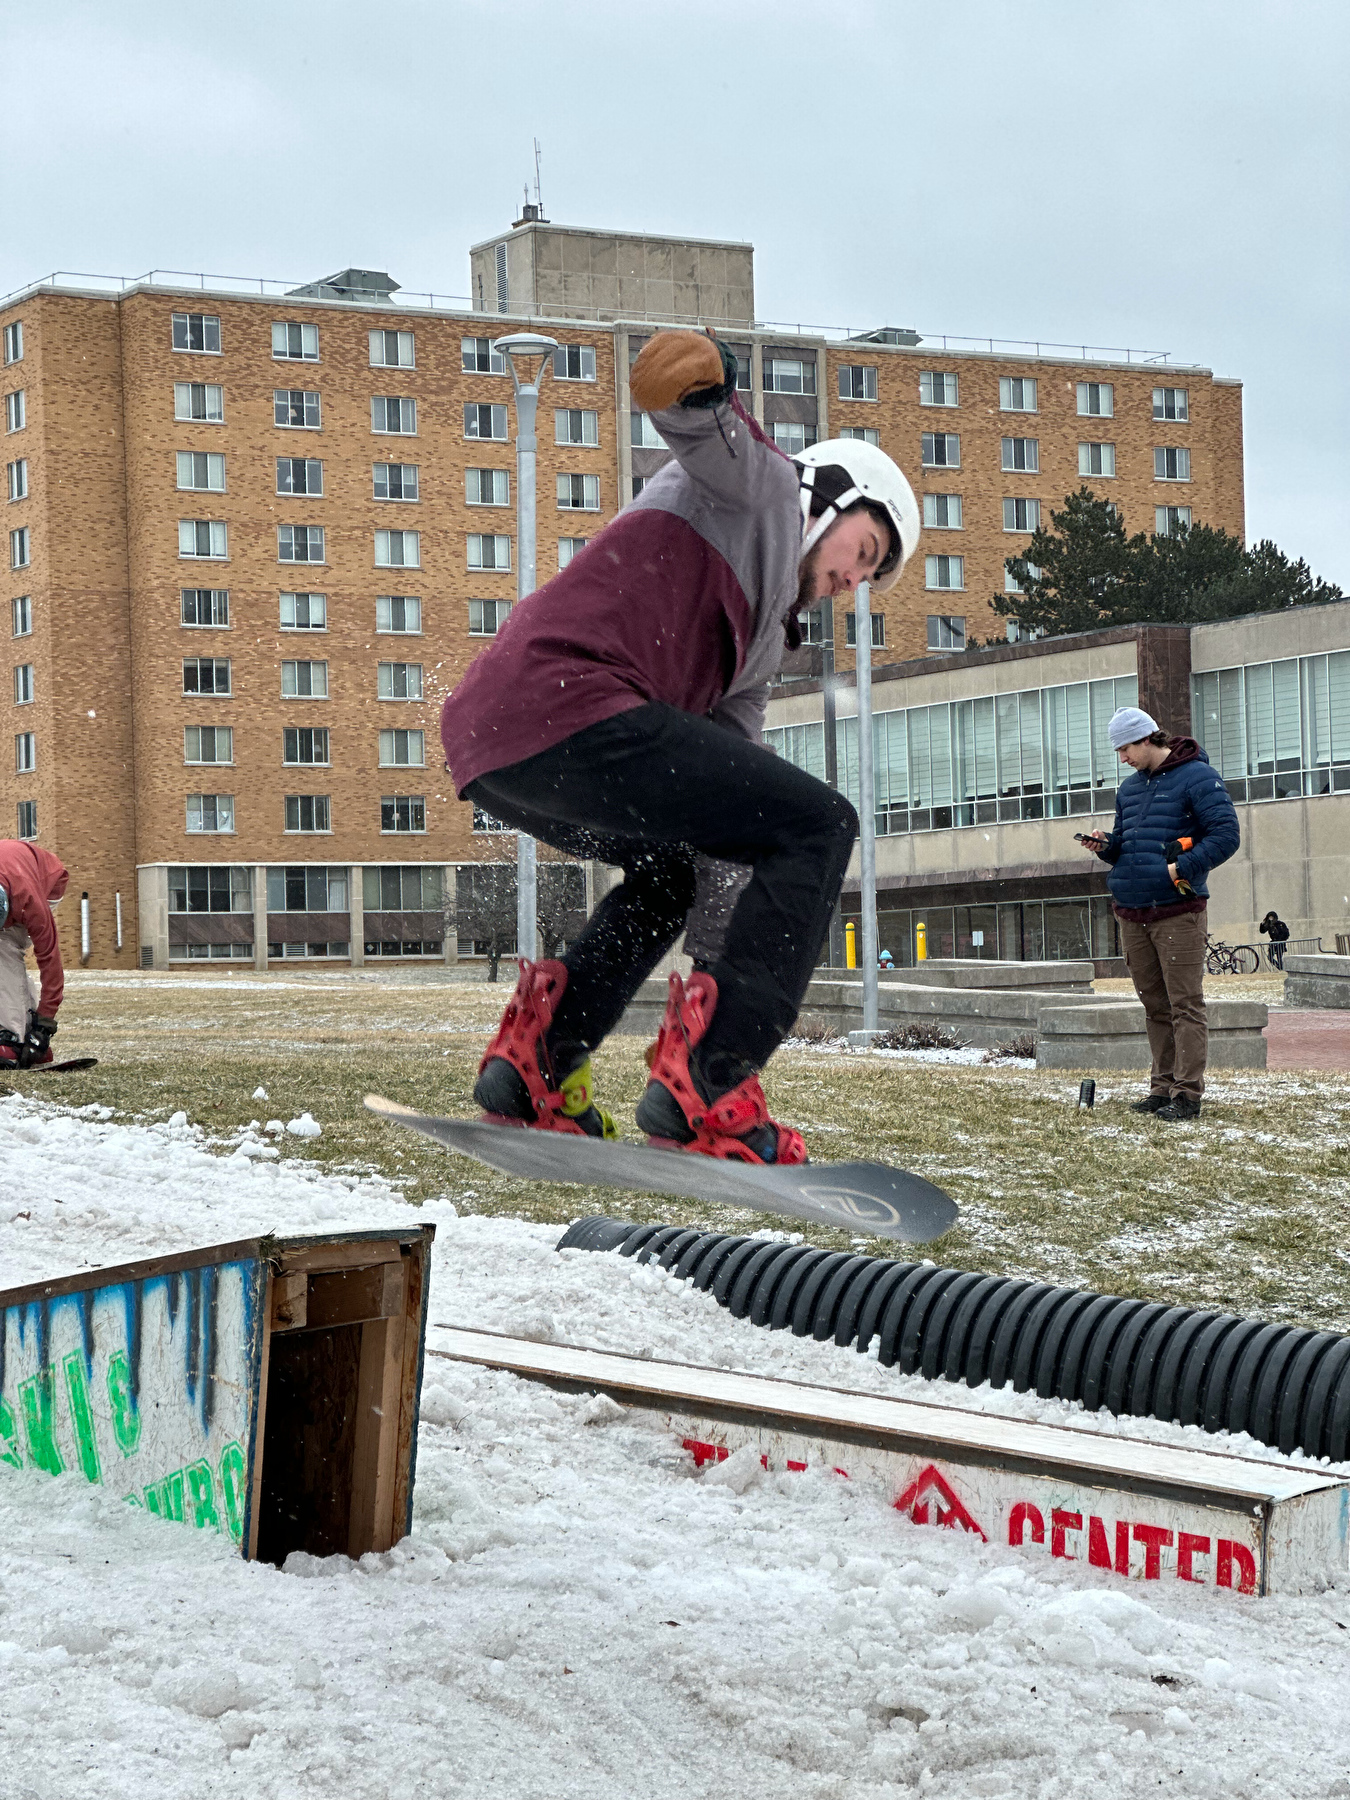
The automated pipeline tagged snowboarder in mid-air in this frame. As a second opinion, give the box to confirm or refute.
[441,330,919,1164]
[0,839,68,1069]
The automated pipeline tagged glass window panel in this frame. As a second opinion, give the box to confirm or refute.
[1216,666,1244,777]
[929,704,953,808]
[907,709,931,808]
[1272,659,1300,766]
[1019,691,1043,794]
[1065,683,1091,788]
[1329,651,1350,764]
[995,693,1020,794]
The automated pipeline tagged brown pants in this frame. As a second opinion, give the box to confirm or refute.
[1118,910,1208,1101]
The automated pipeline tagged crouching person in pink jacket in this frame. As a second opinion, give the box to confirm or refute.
[0,840,69,1068]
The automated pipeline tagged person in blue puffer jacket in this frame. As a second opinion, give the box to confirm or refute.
[1080,706,1240,1122]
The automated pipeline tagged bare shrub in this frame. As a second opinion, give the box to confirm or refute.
[875,1021,967,1052]
[982,1032,1038,1063]
[791,1013,839,1044]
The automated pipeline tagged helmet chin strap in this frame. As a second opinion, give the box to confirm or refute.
[797,466,863,566]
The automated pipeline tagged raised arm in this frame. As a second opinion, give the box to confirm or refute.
[630,331,794,515]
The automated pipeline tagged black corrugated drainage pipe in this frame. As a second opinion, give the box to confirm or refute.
[555,1217,1350,1463]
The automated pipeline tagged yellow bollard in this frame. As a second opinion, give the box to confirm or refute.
[845,920,857,969]
[916,920,928,961]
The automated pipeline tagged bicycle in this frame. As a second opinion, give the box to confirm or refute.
[1205,934,1260,975]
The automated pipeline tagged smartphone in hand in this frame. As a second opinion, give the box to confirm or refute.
[1075,831,1107,851]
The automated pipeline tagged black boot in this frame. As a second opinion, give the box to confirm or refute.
[1129,1093,1171,1114]
[1155,1095,1202,1123]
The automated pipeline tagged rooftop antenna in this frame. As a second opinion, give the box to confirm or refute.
[533,137,543,213]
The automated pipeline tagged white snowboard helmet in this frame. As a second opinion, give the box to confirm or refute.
[794,439,920,592]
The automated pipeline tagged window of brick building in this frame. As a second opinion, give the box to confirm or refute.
[280,591,326,630]
[10,526,29,569]
[277,457,323,496]
[377,662,423,699]
[177,451,226,492]
[466,468,509,505]
[374,462,419,501]
[3,323,22,366]
[379,728,424,767]
[999,377,1037,412]
[462,337,506,374]
[771,422,816,455]
[1153,387,1189,422]
[16,799,36,838]
[553,344,596,381]
[376,595,421,634]
[920,371,959,407]
[1156,505,1192,536]
[467,534,510,572]
[272,321,319,361]
[12,594,32,636]
[7,457,27,500]
[555,409,599,447]
[381,794,425,833]
[182,656,231,695]
[186,793,233,832]
[764,358,815,395]
[927,614,966,651]
[281,659,328,698]
[274,389,321,429]
[279,524,325,563]
[925,554,965,591]
[172,313,221,354]
[376,528,420,568]
[1077,381,1113,418]
[1003,497,1042,531]
[921,432,960,469]
[175,382,223,423]
[838,365,878,401]
[923,494,962,529]
[840,427,879,445]
[178,518,227,560]
[1077,442,1116,478]
[15,730,36,772]
[5,391,25,432]
[469,599,511,636]
[14,663,34,704]
[285,794,331,833]
[370,329,415,368]
[844,612,886,649]
[557,473,600,511]
[558,538,587,569]
[630,412,667,449]
[1000,437,1039,472]
[1154,446,1191,481]
[372,395,417,434]
[184,725,233,764]
[181,588,229,627]
[283,726,329,764]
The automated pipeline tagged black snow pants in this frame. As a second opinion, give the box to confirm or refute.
[466,702,858,1077]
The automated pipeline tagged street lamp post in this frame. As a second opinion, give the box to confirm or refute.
[492,331,559,964]
[855,580,879,1036]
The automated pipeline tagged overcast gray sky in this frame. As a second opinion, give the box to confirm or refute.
[4,0,1346,583]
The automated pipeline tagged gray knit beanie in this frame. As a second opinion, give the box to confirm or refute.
[1107,706,1160,750]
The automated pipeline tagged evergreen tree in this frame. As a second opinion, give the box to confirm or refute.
[993,487,1343,637]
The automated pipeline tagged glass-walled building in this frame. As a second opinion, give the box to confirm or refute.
[764,603,1350,967]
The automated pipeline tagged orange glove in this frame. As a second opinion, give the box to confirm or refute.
[630,330,727,411]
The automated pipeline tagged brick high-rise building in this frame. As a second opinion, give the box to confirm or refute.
[0,222,1244,973]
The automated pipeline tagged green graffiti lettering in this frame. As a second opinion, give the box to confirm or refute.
[144,1467,184,1522]
[106,1350,141,1457]
[62,1352,103,1486]
[219,1441,247,1544]
[0,1396,22,1469]
[19,1368,64,1477]
[185,1460,219,1532]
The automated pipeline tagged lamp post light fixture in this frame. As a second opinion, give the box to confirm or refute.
[492,331,558,963]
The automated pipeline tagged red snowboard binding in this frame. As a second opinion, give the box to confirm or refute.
[475,959,614,1139]
[636,972,807,1166]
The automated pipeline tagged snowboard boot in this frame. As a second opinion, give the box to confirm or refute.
[634,972,807,1166]
[474,959,615,1140]
[0,1029,22,1069]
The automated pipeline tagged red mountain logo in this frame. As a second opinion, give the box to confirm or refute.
[894,1463,987,1541]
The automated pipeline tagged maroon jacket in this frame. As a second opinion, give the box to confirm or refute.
[441,396,803,794]
[0,840,69,1014]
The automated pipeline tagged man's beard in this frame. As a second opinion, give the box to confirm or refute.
[795,542,821,611]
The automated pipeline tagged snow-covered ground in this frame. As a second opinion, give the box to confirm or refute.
[4,1093,1350,1799]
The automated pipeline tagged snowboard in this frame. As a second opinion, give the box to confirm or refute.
[363,1094,958,1243]
[2,1057,99,1075]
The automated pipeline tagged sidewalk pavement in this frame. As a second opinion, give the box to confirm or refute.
[1264,1010,1350,1072]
